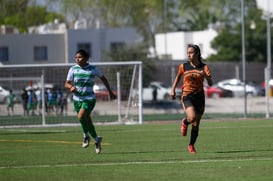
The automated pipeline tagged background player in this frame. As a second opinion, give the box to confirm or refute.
[171,44,213,154]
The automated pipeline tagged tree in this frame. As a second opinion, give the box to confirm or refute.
[106,44,155,87]
[207,1,272,62]
[5,0,270,63]
[0,0,64,33]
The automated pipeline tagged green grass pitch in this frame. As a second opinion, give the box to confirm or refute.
[0,119,273,181]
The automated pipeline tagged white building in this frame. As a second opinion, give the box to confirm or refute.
[0,22,141,65]
[155,28,218,60]
[0,20,218,64]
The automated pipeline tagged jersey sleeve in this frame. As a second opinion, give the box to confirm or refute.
[204,65,211,77]
[66,67,74,81]
[178,64,184,75]
[93,66,104,78]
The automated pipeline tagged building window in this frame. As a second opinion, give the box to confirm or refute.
[0,47,9,62]
[110,42,125,52]
[34,46,48,61]
[77,43,91,58]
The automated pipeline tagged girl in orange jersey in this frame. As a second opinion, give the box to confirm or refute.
[171,44,213,154]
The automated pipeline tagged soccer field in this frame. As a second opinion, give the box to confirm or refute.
[0,119,273,181]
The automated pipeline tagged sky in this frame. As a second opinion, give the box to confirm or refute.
[256,0,273,13]
[35,0,61,12]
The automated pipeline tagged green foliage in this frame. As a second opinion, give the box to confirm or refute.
[0,0,64,33]
[207,5,272,62]
[57,0,271,63]
[106,44,156,86]
[1,0,271,63]
[207,29,242,61]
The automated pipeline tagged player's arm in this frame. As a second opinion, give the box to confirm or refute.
[65,80,76,92]
[171,73,182,99]
[99,76,117,100]
[205,75,213,87]
[204,65,213,86]
[65,68,77,92]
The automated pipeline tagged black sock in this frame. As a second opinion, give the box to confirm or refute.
[183,118,190,125]
[189,126,199,145]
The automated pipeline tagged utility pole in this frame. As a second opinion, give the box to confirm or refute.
[241,0,247,118]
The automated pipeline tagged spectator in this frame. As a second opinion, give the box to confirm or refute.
[27,89,37,116]
[21,89,29,116]
[7,90,16,116]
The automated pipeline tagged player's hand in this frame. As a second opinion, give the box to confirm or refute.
[70,86,76,92]
[170,90,176,100]
[109,92,117,100]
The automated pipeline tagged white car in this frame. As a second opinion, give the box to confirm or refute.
[142,81,171,101]
[0,85,10,103]
[217,78,258,97]
[132,81,182,102]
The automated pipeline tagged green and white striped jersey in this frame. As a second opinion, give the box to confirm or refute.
[66,64,103,101]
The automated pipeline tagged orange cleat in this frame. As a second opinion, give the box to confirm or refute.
[188,144,196,154]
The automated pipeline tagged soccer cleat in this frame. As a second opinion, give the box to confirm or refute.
[82,136,90,148]
[188,144,196,154]
[180,118,188,136]
[95,136,102,154]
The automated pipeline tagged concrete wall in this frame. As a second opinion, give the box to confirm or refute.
[0,34,65,64]
[152,61,268,86]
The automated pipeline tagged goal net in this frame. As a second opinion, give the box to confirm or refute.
[0,62,142,128]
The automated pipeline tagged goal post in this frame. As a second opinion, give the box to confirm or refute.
[0,61,143,128]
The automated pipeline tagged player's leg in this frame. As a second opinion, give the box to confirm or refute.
[83,100,97,139]
[74,101,90,148]
[7,105,10,115]
[87,115,102,153]
[188,92,205,154]
[188,115,201,154]
[87,115,102,154]
[180,95,196,136]
[84,100,102,154]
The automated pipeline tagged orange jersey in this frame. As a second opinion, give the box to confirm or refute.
[178,62,211,96]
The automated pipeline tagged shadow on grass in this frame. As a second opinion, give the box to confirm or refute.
[215,149,273,154]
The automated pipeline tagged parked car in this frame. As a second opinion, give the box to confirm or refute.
[143,81,172,101]
[132,81,174,102]
[246,81,265,96]
[216,78,259,97]
[204,85,233,98]
[176,84,233,99]
[93,84,117,101]
[0,85,21,103]
[260,79,273,96]
[0,85,10,103]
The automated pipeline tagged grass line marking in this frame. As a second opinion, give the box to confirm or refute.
[0,139,111,146]
[0,157,272,170]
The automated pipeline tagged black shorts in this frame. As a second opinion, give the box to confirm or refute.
[182,91,205,114]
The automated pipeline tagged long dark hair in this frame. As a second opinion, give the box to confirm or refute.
[188,44,202,62]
